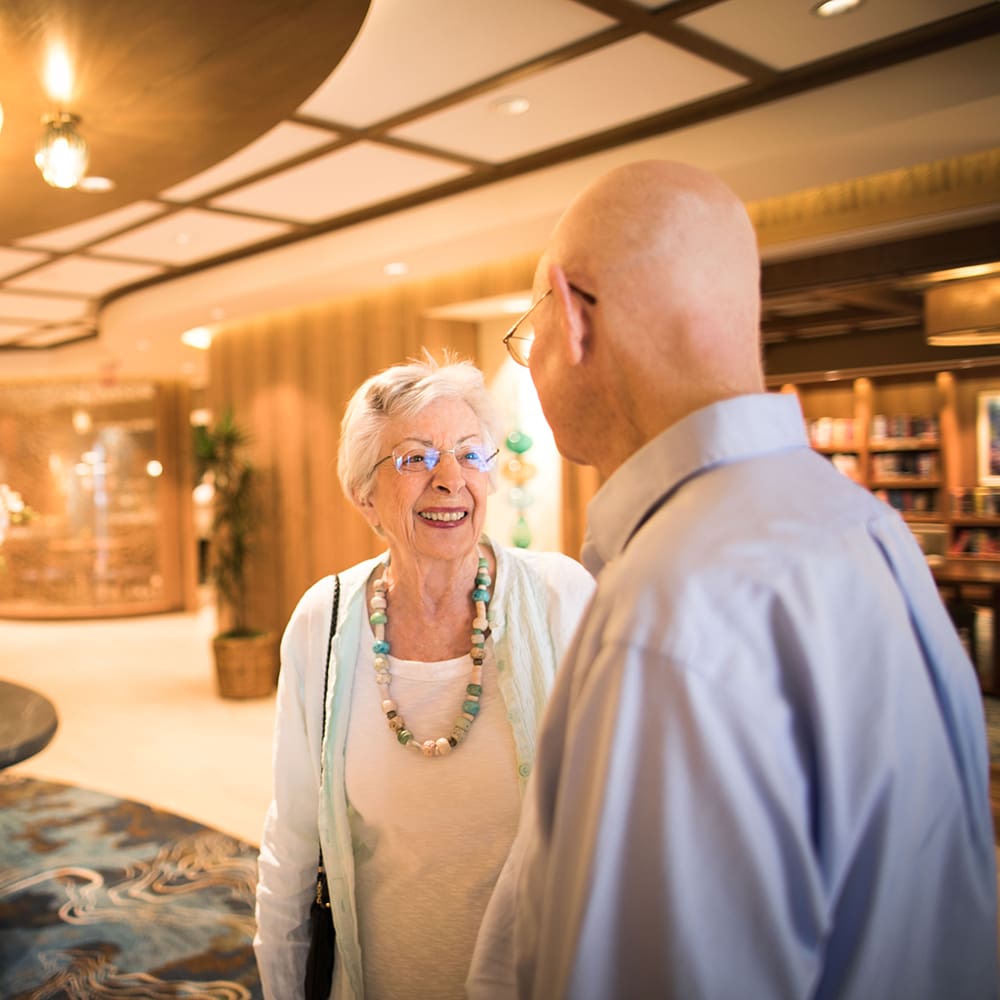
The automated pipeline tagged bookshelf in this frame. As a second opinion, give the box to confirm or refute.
[781,366,1000,693]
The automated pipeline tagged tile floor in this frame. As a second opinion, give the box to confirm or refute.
[0,594,275,845]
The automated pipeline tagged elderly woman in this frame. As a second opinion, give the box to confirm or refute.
[254,356,594,1000]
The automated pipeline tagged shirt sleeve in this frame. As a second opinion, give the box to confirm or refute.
[253,594,326,1000]
[524,637,826,999]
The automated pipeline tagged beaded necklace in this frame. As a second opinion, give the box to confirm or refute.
[369,555,491,757]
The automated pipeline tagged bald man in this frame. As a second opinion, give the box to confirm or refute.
[467,161,998,999]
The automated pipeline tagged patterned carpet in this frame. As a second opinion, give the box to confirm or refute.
[0,774,262,999]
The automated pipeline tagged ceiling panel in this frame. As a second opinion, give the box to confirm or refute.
[298,0,615,128]
[1,0,998,369]
[0,248,50,280]
[597,39,1000,204]
[15,202,168,253]
[208,141,472,223]
[681,0,989,71]
[0,322,37,344]
[6,258,166,297]
[88,209,294,265]
[16,325,96,347]
[390,34,747,163]
[0,292,90,323]
[160,122,340,202]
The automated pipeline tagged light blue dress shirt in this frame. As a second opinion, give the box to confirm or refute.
[469,392,998,999]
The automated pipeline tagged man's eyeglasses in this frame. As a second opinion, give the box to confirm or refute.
[502,283,597,367]
[372,442,499,475]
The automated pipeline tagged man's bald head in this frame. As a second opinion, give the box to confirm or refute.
[531,161,764,472]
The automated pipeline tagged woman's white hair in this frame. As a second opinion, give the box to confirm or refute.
[338,354,503,506]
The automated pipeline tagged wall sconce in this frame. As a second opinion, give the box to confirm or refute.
[34,112,89,189]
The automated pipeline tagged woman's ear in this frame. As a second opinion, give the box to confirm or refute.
[354,489,382,532]
[548,263,588,366]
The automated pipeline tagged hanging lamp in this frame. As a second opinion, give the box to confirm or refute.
[35,112,89,189]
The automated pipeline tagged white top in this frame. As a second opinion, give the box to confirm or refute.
[346,625,519,1000]
[254,543,596,1000]
[469,394,998,1000]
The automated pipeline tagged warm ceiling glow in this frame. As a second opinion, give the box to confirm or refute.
[927,331,1000,347]
[383,261,409,277]
[71,409,92,434]
[812,0,863,15]
[503,296,533,313]
[77,175,115,193]
[491,96,531,116]
[181,326,213,350]
[44,43,75,103]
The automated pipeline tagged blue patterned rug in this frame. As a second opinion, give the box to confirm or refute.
[0,774,262,999]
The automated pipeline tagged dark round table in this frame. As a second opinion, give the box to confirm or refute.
[0,679,58,768]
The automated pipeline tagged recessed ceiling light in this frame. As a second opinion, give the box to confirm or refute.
[175,232,192,246]
[181,326,213,350]
[490,96,531,116]
[383,261,409,277]
[77,175,115,193]
[812,0,863,17]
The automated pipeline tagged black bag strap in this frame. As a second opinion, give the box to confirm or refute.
[315,574,340,907]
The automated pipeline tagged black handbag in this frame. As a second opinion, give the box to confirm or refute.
[304,575,340,1000]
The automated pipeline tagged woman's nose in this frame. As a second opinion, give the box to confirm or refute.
[430,453,464,491]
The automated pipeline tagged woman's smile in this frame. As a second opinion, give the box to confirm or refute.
[418,507,469,524]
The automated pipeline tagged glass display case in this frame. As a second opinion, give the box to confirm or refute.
[0,379,195,618]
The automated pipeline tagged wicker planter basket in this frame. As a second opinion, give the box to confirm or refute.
[213,632,279,699]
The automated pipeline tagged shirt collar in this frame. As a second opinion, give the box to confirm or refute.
[580,393,808,575]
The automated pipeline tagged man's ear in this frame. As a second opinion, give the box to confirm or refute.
[548,263,587,365]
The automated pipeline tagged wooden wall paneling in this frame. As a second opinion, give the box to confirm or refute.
[251,315,290,637]
[300,303,336,589]
[854,377,872,488]
[269,312,311,629]
[155,380,197,611]
[937,371,959,499]
[331,295,384,575]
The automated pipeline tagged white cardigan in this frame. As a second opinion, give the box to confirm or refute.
[254,541,594,1000]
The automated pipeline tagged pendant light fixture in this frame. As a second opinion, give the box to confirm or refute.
[35,112,89,189]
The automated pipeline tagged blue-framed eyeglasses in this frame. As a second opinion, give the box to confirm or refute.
[502,282,597,367]
[372,441,500,475]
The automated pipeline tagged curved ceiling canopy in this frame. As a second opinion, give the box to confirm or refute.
[0,0,370,241]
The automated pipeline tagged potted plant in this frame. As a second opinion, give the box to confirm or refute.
[195,409,277,698]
